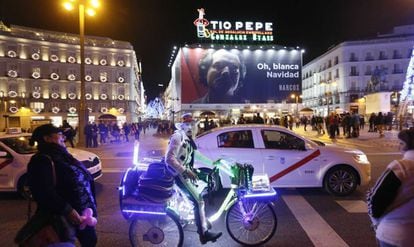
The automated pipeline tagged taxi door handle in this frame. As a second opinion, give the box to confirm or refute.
[266,156,275,160]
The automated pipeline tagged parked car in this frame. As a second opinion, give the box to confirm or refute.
[194,125,371,196]
[0,132,102,198]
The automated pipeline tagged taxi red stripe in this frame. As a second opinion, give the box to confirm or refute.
[269,149,321,183]
[0,159,13,170]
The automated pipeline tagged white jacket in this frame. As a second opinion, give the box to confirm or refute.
[165,130,212,175]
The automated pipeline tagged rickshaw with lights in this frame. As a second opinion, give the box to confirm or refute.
[119,143,278,246]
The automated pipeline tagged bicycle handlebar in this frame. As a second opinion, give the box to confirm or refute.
[213,159,254,190]
[212,159,235,178]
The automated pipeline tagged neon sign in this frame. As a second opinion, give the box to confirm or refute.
[194,8,274,42]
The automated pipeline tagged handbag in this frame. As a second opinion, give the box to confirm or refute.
[14,210,75,247]
[14,155,76,247]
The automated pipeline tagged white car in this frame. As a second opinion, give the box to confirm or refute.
[0,132,102,198]
[194,125,371,196]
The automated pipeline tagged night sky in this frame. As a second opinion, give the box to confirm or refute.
[1,0,414,100]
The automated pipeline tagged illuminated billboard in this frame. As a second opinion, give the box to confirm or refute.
[179,47,302,104]
[194,8,273,42]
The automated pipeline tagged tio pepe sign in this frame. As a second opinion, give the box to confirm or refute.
[194,8,273,42]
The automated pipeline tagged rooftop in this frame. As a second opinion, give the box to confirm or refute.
[0,21,132,50]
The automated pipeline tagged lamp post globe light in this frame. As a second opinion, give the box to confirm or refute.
[291,93,299,117]
[62,0,100,147]
[168,97,180,124]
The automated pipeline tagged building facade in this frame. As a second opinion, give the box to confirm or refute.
[302,25,414,117]
[0,22,144,131]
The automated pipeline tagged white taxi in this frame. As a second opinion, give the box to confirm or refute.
[0,132,102,198]
[194,125,371,196]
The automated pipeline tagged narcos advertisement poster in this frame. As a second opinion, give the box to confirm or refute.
[180,47,302,104]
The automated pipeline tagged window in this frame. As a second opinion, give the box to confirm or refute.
[379,51,387,60]
[261,130,305,150]
[365,65,372,75]
[217,130,253,148]
[393,50,401,59]
[2,136,37,154]
[334,56,339,65]
[350,66,358,76]
[366,52,374,61]
[393,64,402,74]
[349,52,358,62]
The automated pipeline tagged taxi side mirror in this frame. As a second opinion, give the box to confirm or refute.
[298,142,306,151]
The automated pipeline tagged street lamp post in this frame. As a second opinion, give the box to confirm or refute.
[291,93,299,117]
[0,91,4,130]
[169,97,179,124]
[171,110,176,125]
[63,0,99,147]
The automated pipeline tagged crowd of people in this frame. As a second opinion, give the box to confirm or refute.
[88,121,171,147]
[229,111,402,140]
[58,120,165,148]
[56,110,403,149]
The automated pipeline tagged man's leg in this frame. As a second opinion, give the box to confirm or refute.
[175,176,221,244]
[175,176,208,233]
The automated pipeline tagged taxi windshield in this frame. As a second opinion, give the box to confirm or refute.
[1,136,37,154]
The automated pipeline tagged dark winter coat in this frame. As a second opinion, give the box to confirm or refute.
[27,143,97,217]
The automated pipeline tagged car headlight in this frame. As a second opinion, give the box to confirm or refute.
[353,154,370,164]
[345,150,370,165]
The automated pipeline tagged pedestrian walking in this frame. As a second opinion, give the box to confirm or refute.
[301,116,308,131]
[84,123,93,148]
[98,122,108,144]
[21,124,98,246]
[123,122,130,142]
[367,128,414,246]
[375,112,385,137]
[328,112,338,139]
[369,113,376,132]
[351,112,360,138]
[91,122,98,148]
[61,120,75,148]
[131,123,140,140]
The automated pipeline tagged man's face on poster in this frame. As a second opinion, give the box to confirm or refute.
[206,50,241,96]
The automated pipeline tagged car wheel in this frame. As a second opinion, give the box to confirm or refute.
[17,174,32,200]
[324,166,358,196]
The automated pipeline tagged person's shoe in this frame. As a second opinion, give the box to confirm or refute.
[199,231,222,244]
